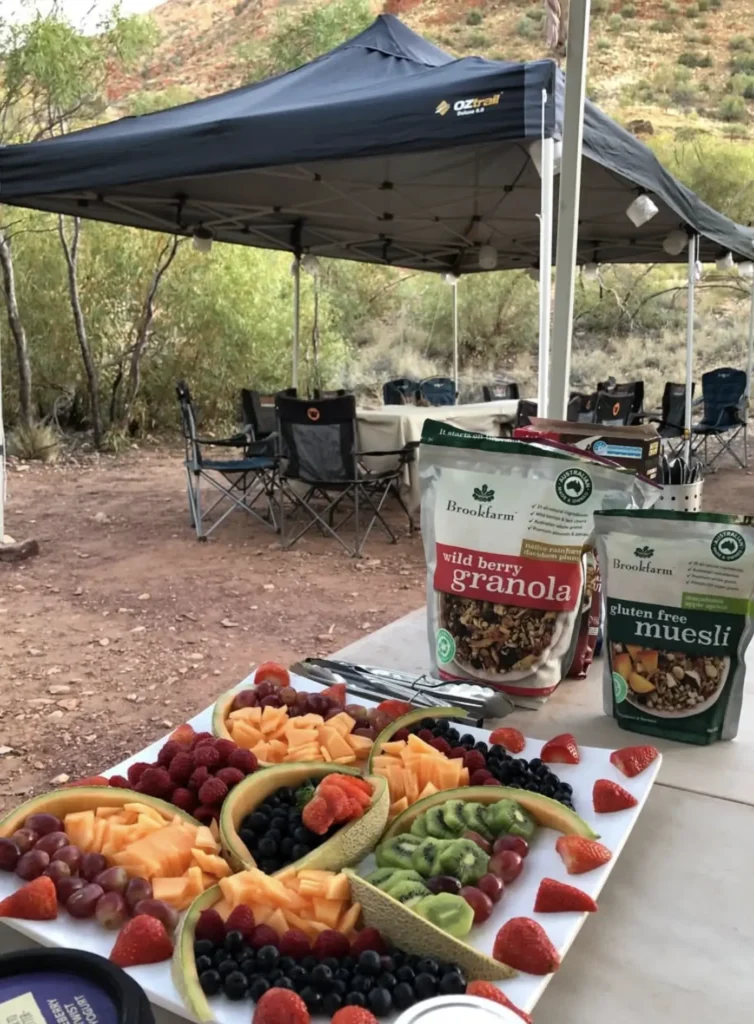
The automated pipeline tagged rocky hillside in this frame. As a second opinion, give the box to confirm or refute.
[107,0,754,137]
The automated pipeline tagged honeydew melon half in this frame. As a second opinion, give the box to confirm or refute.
[382,785,599,841]
[366,705,468,775]
[174,883,222,1023]
[220,762,389,873]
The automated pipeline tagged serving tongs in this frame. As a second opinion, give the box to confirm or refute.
[289,658,514,725]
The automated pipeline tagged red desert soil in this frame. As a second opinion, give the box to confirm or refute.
[0,447,750,812]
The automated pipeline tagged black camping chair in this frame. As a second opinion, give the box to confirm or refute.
[598,379,645,424]
[240,389,277,444]
[648,382,695,456]
[515,399,538,428]
[593,391,635,426]
[692,367,749,469]
[483,381,520,402]
[313,388,349,399]
[418,377,456,406]
[275,393,416,557]
[570,391,598,422]
[177,381,278,541]
[383,378,417,405]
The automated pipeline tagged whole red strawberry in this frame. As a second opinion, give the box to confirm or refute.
[534,877,598,913]
[466,981,532,1022]
[331,1008,378,1024]
[593,778,638,813]
[320,683,347,708]
[489,727,526,754]
[225,904,256,942]
[253,988,310,1024]
[110,915,173,967]
[493,917,560,975]
[540,732,580,764]
[610,744,659,778]
[375,699,413,720]
[0,876,57,920]
[555,836,612,874]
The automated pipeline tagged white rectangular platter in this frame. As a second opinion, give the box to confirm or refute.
[0,672,661,1021]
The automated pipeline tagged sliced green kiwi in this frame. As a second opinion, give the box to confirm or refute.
[413,892,475,938]
[410,814,429,839]
[438,838,490,885]
[462,802,494,840]
[380,869,427,894]
[485,799,537,841]
[440,799,466,834]
[411,837,452,878]
[424,806,456,839]
[376,834,422,869]
[366,867,398,888]
[386,878,431,907]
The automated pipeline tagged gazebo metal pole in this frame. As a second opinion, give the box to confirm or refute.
[292,256,301,391]
[537,133,555,415]
[684,235,697,463]
[452,279,459,397]
[548,0,591,419]
[745,280,754,400]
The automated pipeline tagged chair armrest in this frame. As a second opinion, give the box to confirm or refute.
[196,431,249,448]
[356,441,418,458]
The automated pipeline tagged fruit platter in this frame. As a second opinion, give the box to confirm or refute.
[0,664,662,1024]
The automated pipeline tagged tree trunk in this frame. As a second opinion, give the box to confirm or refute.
[57,216,104,448]
[0,229,34,428]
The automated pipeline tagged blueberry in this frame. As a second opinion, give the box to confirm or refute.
[414,973,437,999]
[560,782,573,795]
[439,971,466,995]
[516,758,529,770]
[199,970,221,996]
[277,956,296,974]
[299,986,322,1012]
[257,837,278,858]
[240,958,257,978]
[274,978,294,990]
[248,812,269,833]
[194,939,215,958]
[280,837,295,858]
[334,968,352,983]
[416,957,439,977]
[266,830,283,846]
[379,956,395,973]
[322,992,343,1015]
[358,950,382,976]
[341,956,356,972]
[420,718,435,729]
[224,930,244,953]
[396,965,415,983]
[218,959,237,978]
[331,979,347,996]
[376,972,396,991]
[302,955,318,971]
[223,971,247,1000]
[446,728,460,744]
[460,733,476,746]
[292,843,310,860]
[345,992,366,1007]
[195,955,213,974]
[368,986,393,1017]
[248,977,270,1000]
[259,859,280,875]
[292,827,311,844]
[277,786,294,804]
[322,956,340,973]
[310,964,333,990]
[289,964,308,983]
[240,829,258,851]
[393,982,415,1010]
[474,741,489,754]
[256,945,280,968]
[351,974,373,994]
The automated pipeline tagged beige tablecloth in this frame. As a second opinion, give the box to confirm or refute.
[357,399,519,509]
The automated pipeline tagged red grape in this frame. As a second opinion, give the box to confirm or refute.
[426,875,462,895]
[307,694,327,715]
[44,860,71,885]
[53,845,82,873]
[368,710,392,732]
[24,813,63,836]
[94,867,129,894]
[492,835,529,859]
[67,883,104,919]
[10,829,39,854]
[279,687,298,706]
[459,886,494,924]
[232,689,259,710]
[393,728,410,742]
[477,873,504,904]
[16,849,50,880]
[488,850,523,884]
[324,706,342,720]
[133,898,179,934]
[35,832,70,856]
[255,681,278,699]
[124,877,152,911]
[461,830,491,854]
[260,694,283,709]
[352,727,377,740]
[94,891,129,929]
[345,704,368,723]
[0,839,20,872]
[80,852,107,881]
[56,876,86,903]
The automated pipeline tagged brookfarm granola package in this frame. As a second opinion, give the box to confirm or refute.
[595,509,754,744]
[420,422,658,699]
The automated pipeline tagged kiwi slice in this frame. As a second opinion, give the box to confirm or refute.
[411,837,453,878]
[438,838,490,885]
[413,892,475,938]
[410,815,429,838]
[441,799,467,834]
[376,834,421,869]
[386,878,431,907]
[485,799,537,841]
[366,867,399,888]
[425,806,456,839]
[462,802,494,840]
[380,869,427,894]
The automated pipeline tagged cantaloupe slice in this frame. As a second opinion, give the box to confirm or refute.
[390,797,409,818]
[229,706,263,724]
[338,901,362,936]
[324,874,351,901]
[231,721,264,748]
[417,781,439,800]
[191,849,231,878]
[95,806,122,819]
[125,803,166,823]
[194,826,217,852]
[346,734,373,757]
[213,898,233,920]
[312,898,344,929]
[153,876,188,907]
[266,907,289,935]
[64,810,96,852]
[325,713,356,737]
[406,734,443,757]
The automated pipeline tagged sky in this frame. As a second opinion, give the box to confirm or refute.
[4,0,162,31]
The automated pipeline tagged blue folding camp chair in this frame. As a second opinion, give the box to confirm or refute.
[692,367,749,470]
[482,381,520,402]
[382,378,417,405]
[177,381,278,540]
[418,377,456,406]
[648,381,694,457]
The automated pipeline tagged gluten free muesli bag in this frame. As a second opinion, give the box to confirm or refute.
[419,422,657,699]
[595,509,754,744]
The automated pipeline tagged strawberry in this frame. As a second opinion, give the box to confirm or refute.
[0,876,58,920]
[225,905,256,942]
[534,877,598,913]
[71,775,111,787]
[110,915,173,967]
[319,784,352,823]
[375,699,414,720]
[466,981,532,1022]
[492,917,560,975]
[540,732,580,764]
[170,723,196,746]
[556,835,612,874]
[320,683,347,708]
[253,988,309,1024]
[331,1008,379,1024]
[302,795,333,835]
[195,908,226,945]
[610,744,659,778]
[489,727,526,754]
[254,662,291,688]
[593,778,638,813]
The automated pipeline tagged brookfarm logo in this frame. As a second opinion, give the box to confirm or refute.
[445,483,513,521]
[711,530,746,562]
[634,546,654,559]
[555,468,593,506]
[613,545,671,576]
[473,484,495,503]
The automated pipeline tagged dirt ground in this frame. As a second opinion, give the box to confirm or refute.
[1,445,751,813]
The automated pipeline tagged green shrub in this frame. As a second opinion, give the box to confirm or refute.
[718,94,748,122]
[631,66,699,108]
[515,16,538,37]
[697,0,709,9]
[8,424,60,463]
[620,2,637,16]
[700,34,712,43]
[591,0,610,12]
[708,0,722,7]
[662,0,679,11]
[685,3,699,16]
[678,51,712,67]
[728,72,754,98]
[525,6,544,19]
[466,30,489,48]
[608,13,623,30]
[652,18,676,32]
[465,10,483,25]
[729,35,753,52]
[596,36,611,51]
[731,54,754,73]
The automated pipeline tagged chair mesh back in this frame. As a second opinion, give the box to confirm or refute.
[241,389,276,438]
[700,367,747,428]
[515,399,538,427]
[483,382,520,402]
[593,391,634,426]
[419,377,456,406]
[566,395,582,422]
[599,379,644,422]
[662,382,692,433]
[276,394,358,482]
[383,378,416,405]
[570,392,597,422]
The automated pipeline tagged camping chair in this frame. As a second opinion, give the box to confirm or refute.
[593,391,634,426]
[648,382,694,457]
[483,381,520,402]
[240,389,276,445]
[570,391,598,422]
[177,381,278,541]
[275,393,415,557]
[313,388,349,399]
[419,377,456,406]
[598,379,645,424]
[515,400,538,428]
[692,367,749,469]
[383,378,417,405]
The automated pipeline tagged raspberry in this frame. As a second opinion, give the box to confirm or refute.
[108,775,131,789]
[416,728,435,743]
[227,748,258,775]
[253,988,309,1024]
[188,766,210,792]
[331,1009,378,1024]
[127,762,152,786]
[466,982,531,1023]
[170,723,196,747]
[171,787,197,813]
[138,767,173,798]
[278,929,310,959]
[470,769,493,786]
[193,745,221,769]
[157,740,181,767]
[484,778,502,786]
[392,727,409,741]
[195,908,226,945]
[214,739,238,766]
[215,767,244,789]
[463,749,487,772]
[430,737,452,756]
[225,905,256,942]
[250,924,279,950]
[191,732,214,749]
[448,746,467,760]
[313,929,350,959]
[168,752,194,785]
[198,777,228,807]
[193,804,220,825]
[350,928,387,957]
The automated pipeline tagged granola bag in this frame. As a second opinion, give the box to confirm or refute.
[420,422,657,699]
[595,509,754,744]
[567,551,602,680]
